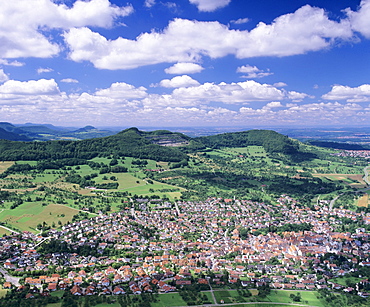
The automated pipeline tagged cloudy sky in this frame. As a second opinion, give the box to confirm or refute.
[0,0,370,128]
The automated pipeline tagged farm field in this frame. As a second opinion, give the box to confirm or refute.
[313,173,366,188]
[357,193,369,207]
[0,161,14,173]
[0,227,11,236]
[0,202,87,233]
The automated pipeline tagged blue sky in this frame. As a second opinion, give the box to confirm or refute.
[0,0,370,128]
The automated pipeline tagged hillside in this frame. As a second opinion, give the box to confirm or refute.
[0,127,30,141]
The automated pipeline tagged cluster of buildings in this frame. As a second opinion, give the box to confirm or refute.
[0,196,370,298]
[331,150,370,159]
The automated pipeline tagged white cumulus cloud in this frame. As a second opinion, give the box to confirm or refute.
[0,59,24,67]
[37,67,54,74]
[165,62,204,74]
[63,5,353,70]
[159,75,200,88]
[0,0,133,59]
[273,82,287,88]
[0,79,60,95]
[287,91,313,102]
[322,84,370,102]
[346,0,370,38]
[95,82,148,99]
[0,69,9,83]
[189,0,231,12]
[264,101,283,108]
[171,80,286,104]
[237,65,272,78]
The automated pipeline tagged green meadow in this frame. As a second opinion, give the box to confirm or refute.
[213,289,324,307]
[0,202,85,232]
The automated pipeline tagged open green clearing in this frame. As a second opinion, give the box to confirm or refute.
[265,290,324,306]
[0,289,7,298]
[0,202,85,232]
[150,293,188,307]
[329,276,363,287]
[213,289,324,307]
[0,227,11,236]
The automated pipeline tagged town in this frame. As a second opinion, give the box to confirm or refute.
[1,195,369,304]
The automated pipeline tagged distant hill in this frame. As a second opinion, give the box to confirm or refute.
[0,123,116,141]
[307,140,370,150]
[21,123,70,131]
[0,122,30,135]
[17,125,63,135]
[0,127,189,162]
[73,125,97,133]
[0,127,31,141]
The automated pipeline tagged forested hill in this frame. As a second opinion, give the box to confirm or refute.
[0,127,315,162]
[0,127,188,162]
[195,130,299,154]
[0,127,30,141]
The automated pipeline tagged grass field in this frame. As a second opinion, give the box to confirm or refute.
[0,202,85,233]
[0,226,11,236]
[329,276,363,286]
[72,158,183,200]
[265,290,324,306]
[214,289,252,304]
[151,293,188,307]
[213,289,324,307]
[0,289,7,298]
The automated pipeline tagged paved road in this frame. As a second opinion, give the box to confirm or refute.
[363,165,370,186]
[206,278,217,304]
[329,194,341,211]
[0,225,19,234]
[174,202,181,215]
[0,266,21,287]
